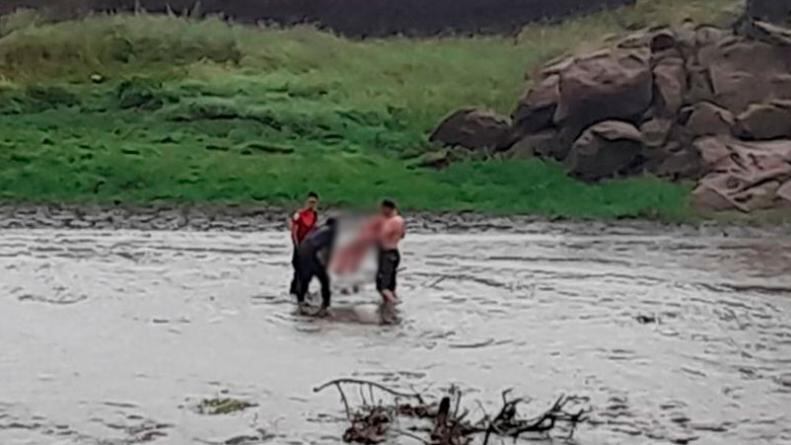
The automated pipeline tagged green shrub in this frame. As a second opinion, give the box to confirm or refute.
[117,77,168,110]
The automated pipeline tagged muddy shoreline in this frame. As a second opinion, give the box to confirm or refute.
[1,203,789,236]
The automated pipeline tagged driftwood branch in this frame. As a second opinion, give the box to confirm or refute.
[316,379,590,444]
[392,428,431,445]
[314,378,425,403]
[482,393,591,444]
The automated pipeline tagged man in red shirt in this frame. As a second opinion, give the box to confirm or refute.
[288,192,319,296]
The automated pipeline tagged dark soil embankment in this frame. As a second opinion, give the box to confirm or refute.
[0,0,636,36]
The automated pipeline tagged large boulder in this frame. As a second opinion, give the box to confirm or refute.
[640,117,674,149]
[652,53,686,117]
[429,108,511,151]
[691,26,731,98]
[504,129,560,160]
[674,20,699,60]
[706,37,791,114]
[640,44,686,150]
[553,49,653,141]
[694,176,785,212]
[682,101,735,138]
[684,65,715,105]
[693,136,735,172]
[684,26,724,105]
[692,137,791,212]
[566,121,644,181]
[512,74,559,135]
[615,28,655,50]
[695,25,731,58]
[654,146,703,181]
[779,180,791,204]
[733,101,791,140]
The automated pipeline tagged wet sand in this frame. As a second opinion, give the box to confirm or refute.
[1,224,791,444]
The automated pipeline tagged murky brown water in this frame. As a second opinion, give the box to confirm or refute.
[1,225,791,445]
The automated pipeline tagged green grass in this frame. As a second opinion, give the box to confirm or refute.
[196,398,256,415]
[0,0,741,219]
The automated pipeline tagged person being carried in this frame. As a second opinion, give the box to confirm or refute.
[295,217,338,316]
[288,192,319,297]
[332,199,406,306]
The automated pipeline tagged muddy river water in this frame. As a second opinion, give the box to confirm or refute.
[1,224,791,445]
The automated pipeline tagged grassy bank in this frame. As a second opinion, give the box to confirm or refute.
[0,0,739,219]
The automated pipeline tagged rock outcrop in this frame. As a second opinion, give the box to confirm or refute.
[431,17,791,214]
[733,101,791,140]
[565,121,643,181]
[692,137,791,212]
[553,49,653,144]
[429,108,511,151]
[504,130,558,160]
[682,102,735,138]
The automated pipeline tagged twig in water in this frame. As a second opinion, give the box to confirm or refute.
[392,428,431,445]
[425,275,447,289]
[359,385,367,407]
[314,378,424,404]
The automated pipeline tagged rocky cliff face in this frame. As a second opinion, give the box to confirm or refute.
[0,0,636,37]
[431,19,791,213]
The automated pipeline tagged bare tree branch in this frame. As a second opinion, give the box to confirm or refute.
[314,378,424,403]
[316,379,589,444]
[392,428,431,445]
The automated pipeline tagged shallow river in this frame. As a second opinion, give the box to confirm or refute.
[1,225,791,445]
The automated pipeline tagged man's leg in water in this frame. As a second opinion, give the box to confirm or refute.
[313,257,332,311]
[289,248,300,296]
[296,256,315,312]
[376,250,400,305]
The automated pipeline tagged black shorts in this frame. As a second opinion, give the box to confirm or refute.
[376,249,400,292]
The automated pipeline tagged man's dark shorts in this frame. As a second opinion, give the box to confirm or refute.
[376,249,400,292]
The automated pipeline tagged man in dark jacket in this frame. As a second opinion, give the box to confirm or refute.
[296,217,338,316]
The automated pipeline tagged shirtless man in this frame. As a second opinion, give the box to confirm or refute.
[374,199,406,305]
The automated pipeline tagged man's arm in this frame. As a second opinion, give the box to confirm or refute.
[289,212,300,245]
[311,227,335,250]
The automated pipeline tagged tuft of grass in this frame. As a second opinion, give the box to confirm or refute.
[0,0,739,219]
[0,8,46,38]
[196,398,256,415]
